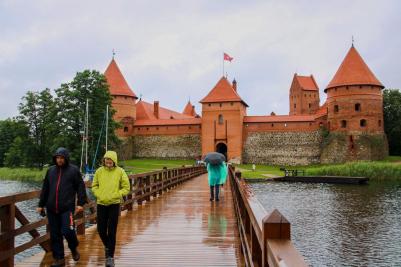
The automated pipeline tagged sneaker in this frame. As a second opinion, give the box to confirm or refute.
[50,258,65,267]
[105,257,115,267]
[71,249,80,261]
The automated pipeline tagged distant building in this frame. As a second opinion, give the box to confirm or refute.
[105,45,387,165]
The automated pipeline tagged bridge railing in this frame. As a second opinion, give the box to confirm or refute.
[228,166,308,267]
[0,165,206,267]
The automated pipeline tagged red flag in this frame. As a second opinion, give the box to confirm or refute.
[223,52,233,62]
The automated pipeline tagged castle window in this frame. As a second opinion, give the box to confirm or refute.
[271,123,274,127]
[294,104,296,109]
[360,119,367,127]
[355,103,361,112]
[124,96,127,99]
[218,114,224,125]
[156,127,159,130]
[146,127,149,130]
[378,120,382,127]
[308,103,311,109]
[334,105,339,113]
[230,102,233,106]
[346,86,349,90]
[124,127,128,132]
[208,103,211,107]
[138,128,141,131]
[219,103,222,107]
[341,120,347,128]
[284,123,287,127]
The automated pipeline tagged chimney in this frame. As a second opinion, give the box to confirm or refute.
[232,79,237,92]
[154,101,159,119]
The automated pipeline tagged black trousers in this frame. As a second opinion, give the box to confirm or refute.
[210,184,220,200]
[47,210,79,260]
[97,204,120,257]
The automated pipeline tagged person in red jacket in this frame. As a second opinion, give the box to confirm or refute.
[37,147,87,267]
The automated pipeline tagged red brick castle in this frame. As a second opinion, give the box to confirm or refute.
[105,45,387,165]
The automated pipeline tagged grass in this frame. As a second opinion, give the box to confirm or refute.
[233,164,283,179]
[304,161,401,181]
[0,167,47,182]
[120,158,195,174]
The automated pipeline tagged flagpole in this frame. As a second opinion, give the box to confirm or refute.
[222,52,225,77]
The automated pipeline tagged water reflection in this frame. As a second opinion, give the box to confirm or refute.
[250,181,401,266]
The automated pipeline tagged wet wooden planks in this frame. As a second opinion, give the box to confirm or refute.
[16,174,244,266]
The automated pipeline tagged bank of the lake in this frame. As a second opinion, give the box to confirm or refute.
[0,167,46,182]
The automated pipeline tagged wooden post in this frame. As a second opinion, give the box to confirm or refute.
[126,179,133,211]
[76,208,85,235]
[145,175,151,202]
[152,174,157,198]
[262,209,291,267]
[0,203,15,267]
[137,177,143,205]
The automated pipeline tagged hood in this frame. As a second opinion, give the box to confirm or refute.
[53,147,70,166]
[103,150,118,166]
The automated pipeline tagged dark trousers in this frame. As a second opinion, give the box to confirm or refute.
[97,204,120,257]
[47,210,79,260]
[210,184,220,200]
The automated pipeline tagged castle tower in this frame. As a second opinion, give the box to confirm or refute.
[323,45,387,161]
[200,77,248,162]
[104,58,138,136]
[182,100,197,117]
[289,74,320,115]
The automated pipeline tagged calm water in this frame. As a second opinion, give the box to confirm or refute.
[0,179,43,261]
[250,181,401,267]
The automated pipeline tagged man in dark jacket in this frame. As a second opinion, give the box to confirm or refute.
[37,147,87,267]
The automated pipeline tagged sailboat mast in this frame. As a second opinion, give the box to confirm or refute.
[85,99,89,166]
[105,104,109,151]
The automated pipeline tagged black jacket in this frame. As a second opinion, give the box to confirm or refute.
[38,148,87,213]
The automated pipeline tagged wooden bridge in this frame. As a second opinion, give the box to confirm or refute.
[1,166,307,266]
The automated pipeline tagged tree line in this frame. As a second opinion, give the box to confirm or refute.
[0,70,120,169]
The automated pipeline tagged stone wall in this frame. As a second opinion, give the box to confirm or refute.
[132,134,201,159]
[242,130,323,166]
[321,133,388,163]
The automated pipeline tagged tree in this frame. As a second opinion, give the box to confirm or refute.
[383,89,401,155]
[18,89,58,167]
[54,70,120,168]
[4,137,26,167]
[0,119,29,166]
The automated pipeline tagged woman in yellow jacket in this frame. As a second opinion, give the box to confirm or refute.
[92,151,130,267]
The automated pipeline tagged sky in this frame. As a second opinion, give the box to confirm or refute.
[1,0,400,120]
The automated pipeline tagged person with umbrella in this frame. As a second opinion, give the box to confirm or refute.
[204,152,228,201]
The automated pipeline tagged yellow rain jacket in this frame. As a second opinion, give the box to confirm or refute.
[92,151,130,206]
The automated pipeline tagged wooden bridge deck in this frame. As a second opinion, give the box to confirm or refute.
[17,174,244,266]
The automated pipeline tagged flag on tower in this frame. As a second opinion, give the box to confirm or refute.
[223,52,233,62]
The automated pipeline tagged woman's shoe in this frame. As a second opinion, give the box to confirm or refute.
[105,257,115,267]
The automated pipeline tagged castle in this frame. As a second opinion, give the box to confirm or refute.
[104,45,388,165]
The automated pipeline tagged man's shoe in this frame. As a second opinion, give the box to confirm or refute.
[71,249,80,261]
[105,247,109,258]
[216,198,220,201]
[50,258,65,267]
[209,198,214,201]
[105,257,115,267]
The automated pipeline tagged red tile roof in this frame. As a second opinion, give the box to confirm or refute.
[104,59,137,98]
[134,118,202,126]
[326,46,383,90]
[315,102,328,118]
[200,77,248,107]
[182,101,197,116]
[244,115,316,123]
[136,100,197,121]
[295,75,319,91]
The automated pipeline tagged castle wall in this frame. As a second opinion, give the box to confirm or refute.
[131,134,201,159]
[242,129,323,166]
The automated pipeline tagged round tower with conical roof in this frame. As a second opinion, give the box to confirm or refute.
[104,58,138,137]
[323,45,387,161]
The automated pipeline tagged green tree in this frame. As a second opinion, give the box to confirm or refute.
[4,137,26,167]
[18,89,58,167]
[54,70,120,169]
[383,89,401,155]
[0,119,29,166]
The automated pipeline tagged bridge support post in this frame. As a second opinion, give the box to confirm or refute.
[0,203,15,267]
[262,209,291,267]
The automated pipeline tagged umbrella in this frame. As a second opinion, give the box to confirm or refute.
[204,152,226,165]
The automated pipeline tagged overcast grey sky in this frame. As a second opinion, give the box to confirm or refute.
[1,0,400,119]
